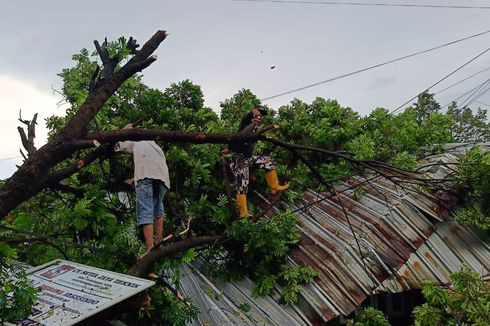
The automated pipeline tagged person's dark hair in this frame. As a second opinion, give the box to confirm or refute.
[255,105,268,116]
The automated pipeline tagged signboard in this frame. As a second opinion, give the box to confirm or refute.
[16,259,154,326]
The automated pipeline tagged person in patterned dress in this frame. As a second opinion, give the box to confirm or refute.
[226,106,289,217]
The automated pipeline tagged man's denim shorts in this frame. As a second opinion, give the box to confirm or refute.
[135,178,168,226]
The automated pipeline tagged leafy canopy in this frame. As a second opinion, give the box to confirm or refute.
[2,37,490,325]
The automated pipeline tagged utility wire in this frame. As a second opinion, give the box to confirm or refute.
[235,0,490,10]
[458,79,490,108]
[260,29,490,102]
[475,100,490,106]
[0,156,22,161]
[441,79,490,109]
[389,47,490,115]
[434,66,490,95]
[463,82,490,108]
[468,88,490,108]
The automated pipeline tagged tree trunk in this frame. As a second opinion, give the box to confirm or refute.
[0,31,168,217]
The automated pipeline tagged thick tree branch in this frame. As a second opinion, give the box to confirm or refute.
[94,38,119,80]
[0,31,167,218]
[17,112,37,156]
[47,183,84,198]
[61,30,167,139]
[89,65,100,94]
[128,235,224,277]
[0,122,456,218]
[72,129,264,149]
[41,146,108,187]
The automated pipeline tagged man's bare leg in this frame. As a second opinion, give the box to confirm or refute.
[142,224,154,254]
[154,217,164,245]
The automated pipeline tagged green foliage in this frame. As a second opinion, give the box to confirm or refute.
[226,211,300,265]
[220,89,260,126]
[164,79,204,112]
[0,243,37,323]
[447,103,490,142]
[457,147,490,198]
[277,98,362,151]
[391,151,417,170]
[6,35,488,324]
[347,307,391,326]
[413,90,441,124]
[137,287,199,326]
[361,95,452,160]
[278,265,319,304]
[455,147,490,238]
[112,218,145,257]
[224,212,318,303]
[270,93,453,192]
[353,186,366,200]
[347,134,376,160]
[455,206,490,235]
[238,302,251,312]
[412,266,490,326]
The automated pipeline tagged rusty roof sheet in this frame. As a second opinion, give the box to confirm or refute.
[178,147,490,325]
[174,263,310,326]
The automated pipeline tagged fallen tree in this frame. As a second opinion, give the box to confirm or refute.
[1,31,478,324]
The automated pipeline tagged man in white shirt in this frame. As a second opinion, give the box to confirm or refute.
[115,123,170,256]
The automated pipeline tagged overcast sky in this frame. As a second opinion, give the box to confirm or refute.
[1,0,489,178]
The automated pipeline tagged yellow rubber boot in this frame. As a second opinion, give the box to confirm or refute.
[265,170,289,195]
[236,194,249,218]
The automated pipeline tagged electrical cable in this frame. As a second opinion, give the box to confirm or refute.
[442,78,490,109]
[475,100,490,106]
[0,156,22,161]
[259,29,490,102]
[464,82,490,108]
[441,79,490,109]
[434,66,490,95]
[234,0,490,10]
[389,46,490,115]
[458,79,490,108]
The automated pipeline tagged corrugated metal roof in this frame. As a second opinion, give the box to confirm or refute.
[173,263,309,326]
[175,146,490,325]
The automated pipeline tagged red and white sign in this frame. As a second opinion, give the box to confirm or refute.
[16,259,154,326]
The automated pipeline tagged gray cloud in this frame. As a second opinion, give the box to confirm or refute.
[365,76,397,91]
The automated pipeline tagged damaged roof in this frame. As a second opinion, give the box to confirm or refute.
[176,143,490,325]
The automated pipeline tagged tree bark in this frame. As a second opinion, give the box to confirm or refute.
[127,235,223,277]
[0,31,167,217]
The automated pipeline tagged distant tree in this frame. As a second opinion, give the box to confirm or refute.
[413,90,441,124]
[219,88,260,127]
[446,102,490,142]
[163,79,204,112]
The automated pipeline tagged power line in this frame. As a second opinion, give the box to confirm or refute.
[441,79,490,109]
[259,29,490,101]
[458,79,490,108]
[434,66,490,95]
[475,100,490,106]
[0,156,22,161]
[462,81,490,108]
[235,0,490,10]
[389,47,490,115]
[469,87,490,108]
